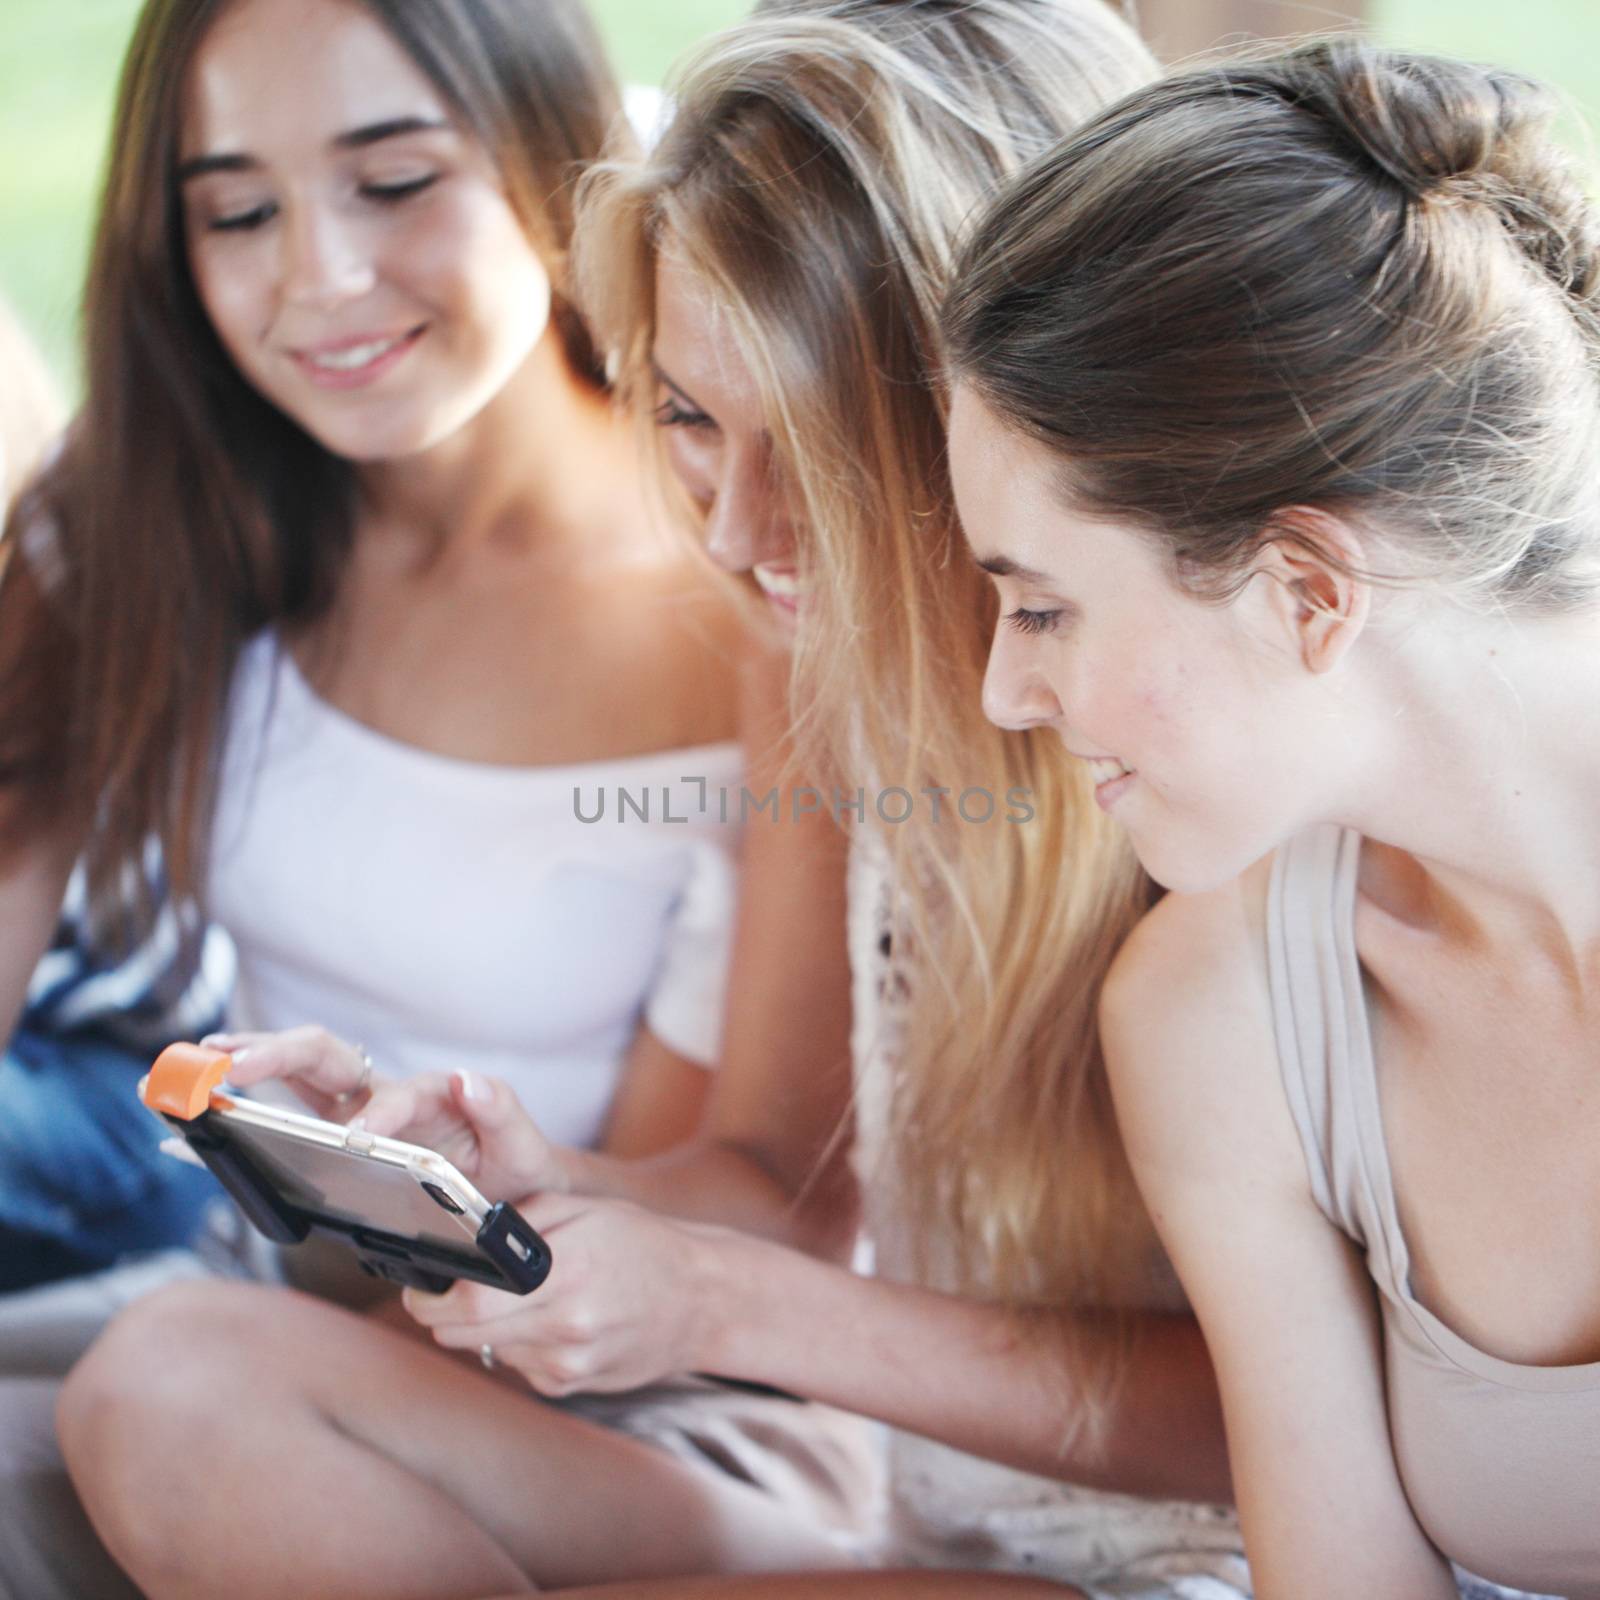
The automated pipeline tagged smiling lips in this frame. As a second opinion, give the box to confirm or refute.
[1084,754,1135,813]
[752,563,806,615]
[290,325,426,388]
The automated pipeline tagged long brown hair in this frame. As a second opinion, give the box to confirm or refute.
[577,0,1161,1435]
[0,0,623,929]
[946,37,1600,610]
[0,298,64,514]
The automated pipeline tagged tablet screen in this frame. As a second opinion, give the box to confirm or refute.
[219,1116,481,1257]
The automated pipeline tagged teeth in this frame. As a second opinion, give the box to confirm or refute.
[306,334,407,372]
[753,565,805,600]
[1088,757,1131,784]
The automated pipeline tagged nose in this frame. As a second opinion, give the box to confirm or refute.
[280,204,376,311]
[702,441,796,576]
[982,626,1062,732]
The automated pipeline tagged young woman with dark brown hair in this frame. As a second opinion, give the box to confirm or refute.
[948,37,1600,1600]
[1,0,857,1290]
[1,0,869,1590]
[0,296,63,516]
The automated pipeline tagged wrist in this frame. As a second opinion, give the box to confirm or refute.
[548,1143,599,1197]
[687,1223,768,1377]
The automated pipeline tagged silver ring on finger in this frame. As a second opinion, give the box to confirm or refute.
[332,1045,375,1106]
[479,1343,496,1372]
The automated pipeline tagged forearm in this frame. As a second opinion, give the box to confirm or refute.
[558,1139,857,1260]
[693,1229,1231,1505]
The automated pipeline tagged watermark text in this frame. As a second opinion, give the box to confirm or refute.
[573,780,1036,826]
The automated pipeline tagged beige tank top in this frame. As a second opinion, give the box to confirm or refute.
[1268,824,1600,1600]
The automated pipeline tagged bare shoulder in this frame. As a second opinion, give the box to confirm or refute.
[1104,867,1266,1024]
[1107,862,1453,1594]
[1102,857,1307,1196]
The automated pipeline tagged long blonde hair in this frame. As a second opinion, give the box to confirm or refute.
[576,0,1160,1429]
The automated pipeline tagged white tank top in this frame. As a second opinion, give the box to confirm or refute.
[208,632,742,1150]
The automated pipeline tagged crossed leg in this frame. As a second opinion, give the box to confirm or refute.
[59,1279,1087,1600]
[60,1279,874,1598]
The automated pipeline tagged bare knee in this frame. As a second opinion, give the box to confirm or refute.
[59,1277,258,1454]
[58,1281,275,1570]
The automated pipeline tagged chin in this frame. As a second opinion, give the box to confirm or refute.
[1124,824,1272,898]
[297,414,448,464]
[765,601,802,640]
[258,377,464,461]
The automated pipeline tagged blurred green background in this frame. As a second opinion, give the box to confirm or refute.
[2,0,1595,390]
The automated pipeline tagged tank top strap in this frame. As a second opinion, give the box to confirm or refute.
[1265,824,1406,1279]
[1268,827,1600,1596]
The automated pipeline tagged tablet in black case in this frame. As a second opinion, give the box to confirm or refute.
[142,1044,551,1297]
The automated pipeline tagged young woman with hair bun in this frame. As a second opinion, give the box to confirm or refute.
[947,36,1600,1600]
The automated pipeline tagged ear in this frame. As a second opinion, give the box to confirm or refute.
[1247,507,1371,675]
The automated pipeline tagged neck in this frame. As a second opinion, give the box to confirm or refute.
[354,334,648,571]
[1337,600,1600,951]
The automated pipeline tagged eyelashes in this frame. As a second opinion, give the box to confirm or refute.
[652,395,715,430]
[203,173,441,233]
[363,174,440,204]
[208,203,276,233]
[1005,607,1061,636]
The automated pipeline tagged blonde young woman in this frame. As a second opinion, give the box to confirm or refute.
[64,6,1245,1598]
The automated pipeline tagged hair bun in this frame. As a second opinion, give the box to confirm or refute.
[1297,38,1533,196]
[1288,38,1600,308]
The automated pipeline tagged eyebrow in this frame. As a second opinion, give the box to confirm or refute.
[177,116,452,182]
[973,553,1055,585]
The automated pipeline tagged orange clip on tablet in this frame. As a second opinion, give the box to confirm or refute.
[140,1042,232,1122]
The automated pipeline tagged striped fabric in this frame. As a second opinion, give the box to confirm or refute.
[5,523,234,1051]
[21,846,234,1050]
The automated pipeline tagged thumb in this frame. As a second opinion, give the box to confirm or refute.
[452,1070,520,1129]
[452,1072,565,1196]
[356,1080,423,1140]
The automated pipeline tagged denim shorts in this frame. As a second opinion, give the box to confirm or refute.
[0,1025,216,1291]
